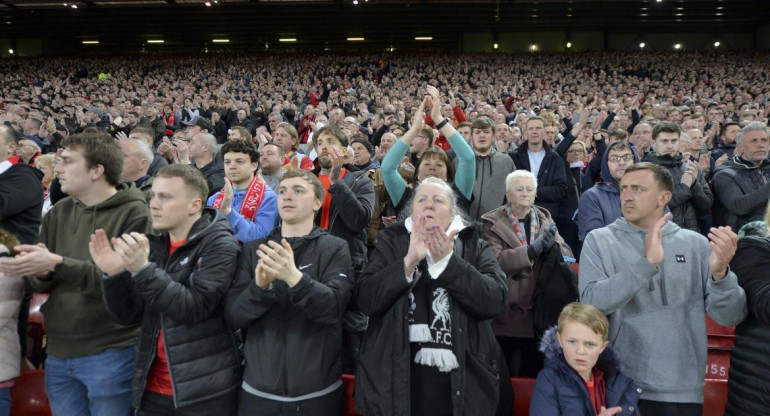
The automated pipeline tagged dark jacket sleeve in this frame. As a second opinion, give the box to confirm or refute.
[131,236,239,325]
[0,167,40,219]
[732,237,770,325]
[331,172,374,233]
[355,229,413,318]
[101,271,144,326]
[555,132,576,160]
[713,171,770,216]
[434,239,508,320]
[287,239,353,325]
[530,368,563,416]
[224,243,278,329]
[691,172,714,214]
[627,109,641,134]
[537,155,568,203]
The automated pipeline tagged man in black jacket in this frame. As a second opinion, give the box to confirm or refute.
[509,117,568,220]
[225,169,353,416]
[0,125,43,245]
[91,164,241,415]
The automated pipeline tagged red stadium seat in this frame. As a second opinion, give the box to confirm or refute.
[512,377,535,416]
[10,370,50,416]
[703,379,728,416]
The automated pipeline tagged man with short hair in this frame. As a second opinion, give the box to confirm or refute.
[407,126,433,167]
[208,140,278,243]
[631,122,653,156]
[578,141,640,240]
[711,122,741,170]
[228,126,252,143]
[128,126,168,177]
[118,138,154,203]
[509,117,567,220]
[259,142,286,191]
[234,109,256,136]
[93,164,241,415]
[210,111,228,144]
[0,131,151,415]
[15,138,41,165]
[458,116,515,221]
[177,132,224,198]
[0,125,43,245]
[644,122,712,232]
[580,162,746,416]
[713,122,770,231]
[225,169,353,415]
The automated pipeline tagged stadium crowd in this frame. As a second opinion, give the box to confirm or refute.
[0,50,769,416]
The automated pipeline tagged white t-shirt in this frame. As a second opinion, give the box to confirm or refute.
[528,148,547,177]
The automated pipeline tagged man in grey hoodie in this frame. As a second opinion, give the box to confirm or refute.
[455,116,515,221]
[579,162,746,416]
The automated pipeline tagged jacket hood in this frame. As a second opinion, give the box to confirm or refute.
[738,220,770,239]
[539,326,625,372]
[73,182,145,210]
[600,141,641,185]
[722,155,770,171]
[644,152,683,168]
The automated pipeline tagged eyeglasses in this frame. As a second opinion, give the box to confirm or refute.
[608,155,634,163]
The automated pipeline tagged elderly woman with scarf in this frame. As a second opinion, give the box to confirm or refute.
[481,170,573,378]
[354,177,509,416]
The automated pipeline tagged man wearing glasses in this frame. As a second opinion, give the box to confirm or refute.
[578,140,640,240]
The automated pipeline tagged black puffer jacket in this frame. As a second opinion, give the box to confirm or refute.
[643,152,712,232]
[224,226,353,400]
[725,222,770,416]
[354,223,508,416]
[713,156,770,232]
[101,208,241,409]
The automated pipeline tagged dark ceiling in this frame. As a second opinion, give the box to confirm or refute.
[1,0,769,50]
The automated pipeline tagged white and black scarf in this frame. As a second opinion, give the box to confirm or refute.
[405,215,465,372]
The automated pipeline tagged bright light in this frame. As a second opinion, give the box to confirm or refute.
[82,40,99,44]
[212,39,230,43]
[656,0,662,2]
[529,44,538,52]
[8,49,13,54]
[147,40,164,44]
[347,37,365,41]
[714,41,721,47]
[205,1,211,6]
[674,43,681,50]
[353,0,358,4]
[639,42,646,49]
[279,38,296,42]
[414,37,433,41]
[71,4,77,8]
[493,43,498,49]
[566,42,572,48]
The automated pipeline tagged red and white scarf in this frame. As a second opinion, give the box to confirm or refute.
[212,177,266,221]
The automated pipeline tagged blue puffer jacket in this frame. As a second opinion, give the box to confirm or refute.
[530,327,641,416]
[577,142,641,240]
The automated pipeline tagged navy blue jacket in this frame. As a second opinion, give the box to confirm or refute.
[530,327,641,416]
[577,141,641,240]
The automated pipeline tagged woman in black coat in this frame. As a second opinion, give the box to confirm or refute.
[354,177,509,416]
[725,217,770,416]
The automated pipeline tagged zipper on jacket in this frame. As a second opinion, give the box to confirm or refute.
[161,313,181,408]
[659,267,669,306]
[475,158,486,220]
[138,325,160,406]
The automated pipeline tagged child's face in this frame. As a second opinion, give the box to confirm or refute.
[557,320,609,381]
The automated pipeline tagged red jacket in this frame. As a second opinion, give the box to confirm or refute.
[425,106,467,151]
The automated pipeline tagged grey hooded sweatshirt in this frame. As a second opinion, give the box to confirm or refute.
[579,217,747,404]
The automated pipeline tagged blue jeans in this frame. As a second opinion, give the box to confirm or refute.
[45,345,136,416]
[0,387,10,416]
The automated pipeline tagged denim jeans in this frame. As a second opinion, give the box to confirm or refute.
[45,345,136,416]
[0,387,10,416]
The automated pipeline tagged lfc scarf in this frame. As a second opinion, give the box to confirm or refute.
[505,205,540,246]
[212,177,266,221]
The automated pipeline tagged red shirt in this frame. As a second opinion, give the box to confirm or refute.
[145,238,186,396]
